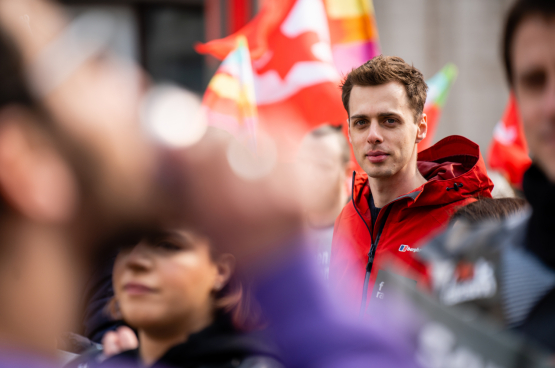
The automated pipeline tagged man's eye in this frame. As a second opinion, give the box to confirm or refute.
[354,120,367,126]
[384,118,396,125]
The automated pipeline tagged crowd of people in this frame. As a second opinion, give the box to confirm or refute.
[0,0,554,367]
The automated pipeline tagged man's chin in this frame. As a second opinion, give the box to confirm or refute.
[364,167,394,178]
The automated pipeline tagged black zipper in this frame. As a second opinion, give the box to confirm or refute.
[351,171,386,317]
[350,171,419,317]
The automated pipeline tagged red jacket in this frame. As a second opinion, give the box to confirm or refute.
[330,136,493,316]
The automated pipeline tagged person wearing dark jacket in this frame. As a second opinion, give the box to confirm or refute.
[419,0,555,353]
[104,313,280,368]
[96,229,282,368]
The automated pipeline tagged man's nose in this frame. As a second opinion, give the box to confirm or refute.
[366,120,383,145]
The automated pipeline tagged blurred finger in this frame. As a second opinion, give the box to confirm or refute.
[116,326,138,352]
[101,331,120,358]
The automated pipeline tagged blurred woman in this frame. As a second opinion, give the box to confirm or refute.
[99,229,281,368]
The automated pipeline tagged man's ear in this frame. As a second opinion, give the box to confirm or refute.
[0,107,78,223]
[415,113,427,144]
[347,118,352,143]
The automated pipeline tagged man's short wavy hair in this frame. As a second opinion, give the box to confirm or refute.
[341,55,428,122]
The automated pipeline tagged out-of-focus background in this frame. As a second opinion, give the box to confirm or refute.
[59,0,512,153]
[374,0,513,152]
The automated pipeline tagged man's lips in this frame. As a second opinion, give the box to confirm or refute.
[123,282,157,295]
[366,151,389,163]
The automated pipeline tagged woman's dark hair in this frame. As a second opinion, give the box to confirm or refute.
[450,197,527,225]
[204,232,265,331]
[503,0,555,85]
[213,270,264,332]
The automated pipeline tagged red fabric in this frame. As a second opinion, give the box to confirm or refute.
[197,0,347,158]
[229,0,250,34]
[330,135,493,317]
[487,93,532,186]
[195,0,295,60]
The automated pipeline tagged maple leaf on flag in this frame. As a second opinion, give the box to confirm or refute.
[256,31,323,79]
[197,0,346,159]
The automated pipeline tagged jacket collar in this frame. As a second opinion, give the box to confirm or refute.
[352,135,493,211]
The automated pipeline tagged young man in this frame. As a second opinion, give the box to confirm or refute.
[329,55,493,316]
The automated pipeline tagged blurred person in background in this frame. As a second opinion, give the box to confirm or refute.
[0,29,80,364]
[72,229,282,368]
[0,20,125,368]
[0,1,420,367]
[330,55,493,318]
[0,2,169,365]
[419,0,555,353]
[296,124,353,279]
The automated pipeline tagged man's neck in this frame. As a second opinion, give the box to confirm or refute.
[368,164,426,208]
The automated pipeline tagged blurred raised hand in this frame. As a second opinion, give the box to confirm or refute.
[102,326,138,358]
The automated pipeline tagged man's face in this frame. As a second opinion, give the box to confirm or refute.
[348,82,424,178]
[513,16,555,182]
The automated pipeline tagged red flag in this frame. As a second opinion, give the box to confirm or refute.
[196,0,346,157]
[487,93,532,186]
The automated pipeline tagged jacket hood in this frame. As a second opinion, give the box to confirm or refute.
[353,135,493,208]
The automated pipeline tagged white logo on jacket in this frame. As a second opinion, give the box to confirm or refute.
[399,244,421,253]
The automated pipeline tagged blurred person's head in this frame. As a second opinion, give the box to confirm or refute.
[0,5,156,356]
[112,229,259,364]
[450,197,527,226]
[341,55,428,180]
[0,26,83,354]
[296,125,353,226]
[504,0,555,183]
